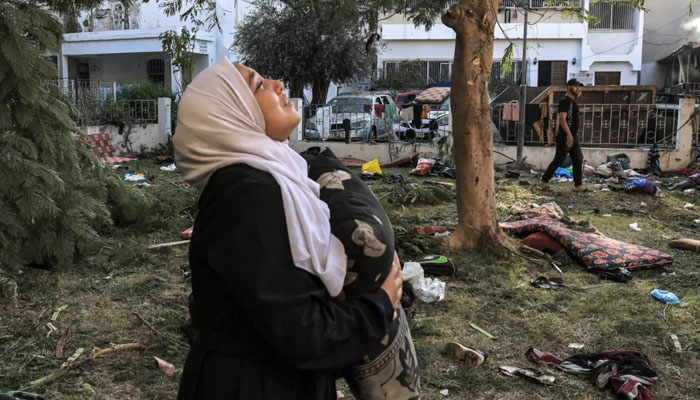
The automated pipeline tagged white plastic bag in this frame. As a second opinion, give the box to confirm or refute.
[402,262,446,302]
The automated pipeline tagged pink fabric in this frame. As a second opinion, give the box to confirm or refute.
[503,103,520,121]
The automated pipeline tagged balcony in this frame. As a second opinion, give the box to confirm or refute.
[588,1,636,31]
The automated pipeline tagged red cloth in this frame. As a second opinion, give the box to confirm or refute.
[83,133,136,164]
[523,232,565,253]
[374,104,385,118]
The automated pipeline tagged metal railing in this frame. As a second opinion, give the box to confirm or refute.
[529,0,583,7]
[71,99,158,126]
[492,103,680,148]
[671,82,700,94]
[53,79,117,102]
[500,0,583,8]
[302,103,450,143]
[588,1,636,30]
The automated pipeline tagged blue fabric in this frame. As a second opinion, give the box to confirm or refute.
[554,167,573,179]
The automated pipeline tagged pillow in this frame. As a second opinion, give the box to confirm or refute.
[308,148,395,300]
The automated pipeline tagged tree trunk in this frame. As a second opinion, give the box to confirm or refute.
[442,0,508,250]
[311,78,330,106]
[289,80,305,100]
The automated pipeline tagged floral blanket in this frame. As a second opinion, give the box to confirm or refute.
[499,217,673,281]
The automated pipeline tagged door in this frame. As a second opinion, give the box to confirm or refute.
[537,61,567,86]
[538,61,552,86]
[595,71,621,86]
[551,61,568,86]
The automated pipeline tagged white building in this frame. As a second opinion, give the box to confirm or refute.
[640,0,700,91]
[378,0,645,91]
[57,0,248,94]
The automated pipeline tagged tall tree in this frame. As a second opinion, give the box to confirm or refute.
[234,0,376,104]
[0,0,149,269]
[173,0,647,251]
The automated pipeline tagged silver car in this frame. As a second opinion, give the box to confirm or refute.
[308,93,397,141]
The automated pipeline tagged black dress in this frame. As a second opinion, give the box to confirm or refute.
[177,164,395,400]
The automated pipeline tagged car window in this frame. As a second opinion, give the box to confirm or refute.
[439,97,450,111]
[327,97,372,113]
[375,97,382,104]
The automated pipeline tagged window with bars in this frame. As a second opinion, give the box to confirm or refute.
[588,1,636,30]
[147,59,165,85]
[382,60,452,85]
[491,60,523,83]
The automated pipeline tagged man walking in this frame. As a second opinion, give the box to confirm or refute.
[539,78,586,192]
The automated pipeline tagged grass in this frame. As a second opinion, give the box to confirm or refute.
[1,162,699,399]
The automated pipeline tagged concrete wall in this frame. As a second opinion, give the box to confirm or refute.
[82,97,172,156]
[85,124,162,155]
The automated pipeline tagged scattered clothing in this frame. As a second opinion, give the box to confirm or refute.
[624,177,660,196]
[606,153,631,170]
[510,202,565,220]
[554,167,573,179]
[503,103,520,121]
[526,348,657,400]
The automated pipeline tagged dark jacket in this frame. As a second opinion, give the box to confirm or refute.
[178,164,395,400]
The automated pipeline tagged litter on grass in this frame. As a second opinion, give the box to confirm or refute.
[650,289,680,305]
[124,173,147,182]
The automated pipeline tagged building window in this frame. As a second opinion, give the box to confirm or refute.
[588,1,636,30]
[538,61,568,86]
[491,60,523,84]
[595,71,621,85]
[147,59,165,85]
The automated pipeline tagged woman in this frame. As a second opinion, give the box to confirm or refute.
[174,58,403,399]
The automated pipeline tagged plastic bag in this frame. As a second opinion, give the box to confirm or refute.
[401,262,445,302]
[361,159,382,175]
[124,173,147,182]
[412,277,445,302]
[651,289,680,305]
[402,262,424,283]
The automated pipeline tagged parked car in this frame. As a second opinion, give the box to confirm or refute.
[395,92,420,109]
[396,96,451,141]
[306,92,397,141]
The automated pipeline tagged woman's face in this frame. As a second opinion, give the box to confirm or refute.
[234,64,300,141]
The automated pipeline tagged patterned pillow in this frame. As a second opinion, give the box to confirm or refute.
[308,148,395,300]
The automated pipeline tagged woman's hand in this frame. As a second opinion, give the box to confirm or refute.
[380,252,403,319]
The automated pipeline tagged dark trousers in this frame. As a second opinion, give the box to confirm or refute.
[542,131,584,186]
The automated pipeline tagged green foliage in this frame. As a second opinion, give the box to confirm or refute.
[117,80,175,102]
[234,0,378,102]
[160,26,198,93]
[0,2,152,269]
[374,59,427,91]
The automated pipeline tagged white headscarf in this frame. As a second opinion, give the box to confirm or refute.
[174,58,347,297]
